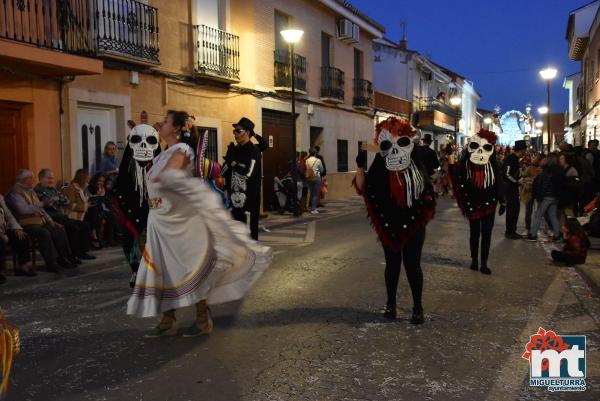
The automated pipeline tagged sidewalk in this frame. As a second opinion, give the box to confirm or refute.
[259,196,364,230]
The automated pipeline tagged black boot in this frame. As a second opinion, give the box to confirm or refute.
[470,259,478,271]
[410,306,424,325]
[383,303,396,320]
[480,262,492,275]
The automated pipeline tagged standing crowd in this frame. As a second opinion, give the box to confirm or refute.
[426,136,598,267]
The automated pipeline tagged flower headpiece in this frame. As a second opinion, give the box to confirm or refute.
[476,129,498,145]
[181,115,196,138]
[374,117,416,143]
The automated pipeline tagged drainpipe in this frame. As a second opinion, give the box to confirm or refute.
[59,76,75,184]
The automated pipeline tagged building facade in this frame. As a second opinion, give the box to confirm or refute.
[566,0,600,146]
[372,37,480,151]
[0,0,384,205]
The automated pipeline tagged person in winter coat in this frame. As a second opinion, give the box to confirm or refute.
[521,155,544,235]
[551,218,590,265]
[559,153,582,225]
[525,154,562,241]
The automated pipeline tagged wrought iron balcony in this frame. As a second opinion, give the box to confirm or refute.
[416,97,461,118]
[194,25,240,82]
[321,66,344,102]
[0,0,160,64]
[353,78,373,109]
[0,0,95,55]
[95,0,160,65]
[273,50,307,92]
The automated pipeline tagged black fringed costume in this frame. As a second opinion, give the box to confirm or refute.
[354,117,435,323]
[112,142,160,282]
[450,130,504,273]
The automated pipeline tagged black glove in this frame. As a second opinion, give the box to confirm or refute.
[356,149,367,169]
[498,204,506,216]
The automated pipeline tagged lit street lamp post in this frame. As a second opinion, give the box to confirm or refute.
[539,67,558,151]
[450,95,462,145]
[280,28,304,177]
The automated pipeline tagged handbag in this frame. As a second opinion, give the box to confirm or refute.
[305,159,317,182]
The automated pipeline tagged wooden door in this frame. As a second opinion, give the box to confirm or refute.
[0,103,26,195]
[262,109,293,211]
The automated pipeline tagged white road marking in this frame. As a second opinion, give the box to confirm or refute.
[92,295,130,310]
[304,221,317,243]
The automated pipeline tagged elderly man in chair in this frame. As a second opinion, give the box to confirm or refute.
[6,169,78,273]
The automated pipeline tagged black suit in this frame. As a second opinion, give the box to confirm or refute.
[503,153,521,234]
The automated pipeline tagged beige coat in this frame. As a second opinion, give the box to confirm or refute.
[62,183,88,221]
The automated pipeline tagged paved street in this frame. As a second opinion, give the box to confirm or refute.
[2,197,600,401]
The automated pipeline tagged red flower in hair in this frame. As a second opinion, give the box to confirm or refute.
[477,129,498,145]
[374,117,415,144]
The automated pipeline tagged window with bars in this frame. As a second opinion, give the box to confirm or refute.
[337,139,348,172]
[198,127,219,162]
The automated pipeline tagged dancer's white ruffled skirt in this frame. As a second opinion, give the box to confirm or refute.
[126,169,272,318]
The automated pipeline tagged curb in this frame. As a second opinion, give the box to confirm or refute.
[575,264,600,295]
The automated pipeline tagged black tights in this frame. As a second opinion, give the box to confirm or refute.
[469,213,495,266]
[383,228,426,312]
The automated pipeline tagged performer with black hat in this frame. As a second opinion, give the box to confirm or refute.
[224,117,263,240]
[450,129,505,274]
[503,139,527,239]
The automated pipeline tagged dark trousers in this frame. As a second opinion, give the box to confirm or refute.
[22,224,71,266]
[53,215,91,256]
[383,228,426,312]
[524,199,534,231]
[551,250,578,266]
[0,233,28,272]
[505,185,520,234]
[469,213,495,266]
[232,204,260,240]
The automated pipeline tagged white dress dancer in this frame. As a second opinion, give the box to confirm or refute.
[127,142,271,336]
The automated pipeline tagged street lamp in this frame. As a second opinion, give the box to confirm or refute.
[483,117,492,125]
[450,95,462,144]
[538,106,549,115]
[280,28,304,178]
[535,121,543,128]
[540,67,558,151]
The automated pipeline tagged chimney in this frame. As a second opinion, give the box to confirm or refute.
[399,21,407,50]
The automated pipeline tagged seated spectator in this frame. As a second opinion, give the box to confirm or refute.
[62,169,90,221]
[94,141,119,182]
[85,173,117,247]
[551,219,590,266]
[0,194,32,281]
[35,168,96,261]
[6,170,78,272]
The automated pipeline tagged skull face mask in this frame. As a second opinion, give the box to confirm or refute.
[468,135,494,165]
[378,129,414,171]
[129,124,159,162]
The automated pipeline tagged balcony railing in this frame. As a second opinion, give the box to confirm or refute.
[273,50,307,92]
[95,0,160,64]
[353,78,373,109]
[194,24,240,82]
[416,97,461,118]
[321,66,344,102]
[0,0,160,64]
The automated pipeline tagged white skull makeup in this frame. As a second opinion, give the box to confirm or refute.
[468,135,494,165]
[378,129,414,171]
[129,124,159,162]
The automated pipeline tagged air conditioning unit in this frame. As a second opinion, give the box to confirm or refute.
[337,19,353,40]
[352,24,360,43]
